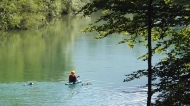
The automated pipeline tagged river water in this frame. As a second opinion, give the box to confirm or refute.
[0,15,163,106]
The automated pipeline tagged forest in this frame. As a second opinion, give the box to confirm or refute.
[0,0,88,30]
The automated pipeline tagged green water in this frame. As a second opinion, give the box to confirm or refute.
[0,16,162,106]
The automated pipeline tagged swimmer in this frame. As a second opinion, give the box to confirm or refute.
[22,82,34,86]
[82,82,92,86]
[29,82,33,85]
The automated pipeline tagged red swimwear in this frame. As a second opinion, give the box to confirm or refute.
[69,75,77,83]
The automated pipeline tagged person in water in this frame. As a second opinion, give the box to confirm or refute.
[69,71,79,84]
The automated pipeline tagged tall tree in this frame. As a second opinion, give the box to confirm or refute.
[147,0,152,105]
[79,0,190,105]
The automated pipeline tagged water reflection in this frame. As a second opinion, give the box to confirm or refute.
[0,16,90,83]
[0,15,163,105]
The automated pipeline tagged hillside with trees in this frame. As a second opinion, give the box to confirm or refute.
[0,0,88,30]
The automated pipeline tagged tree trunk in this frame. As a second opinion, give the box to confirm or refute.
[147,0,152,106]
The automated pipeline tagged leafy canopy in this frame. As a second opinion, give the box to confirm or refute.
[79,0,190,105]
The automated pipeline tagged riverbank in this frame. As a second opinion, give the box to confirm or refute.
[0,0,88,30]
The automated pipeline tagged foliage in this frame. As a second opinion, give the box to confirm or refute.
[0,0,89,30]
[125,27,190,105]
[79,0,190,105]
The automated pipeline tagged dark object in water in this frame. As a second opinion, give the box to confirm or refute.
[29,82,33,85]
[82,82,92,86]
[22,82,34,86]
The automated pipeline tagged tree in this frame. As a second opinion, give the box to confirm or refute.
[0,0,88,30]
[79,0,190,105]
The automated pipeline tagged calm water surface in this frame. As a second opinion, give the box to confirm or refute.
[0,16,163,106]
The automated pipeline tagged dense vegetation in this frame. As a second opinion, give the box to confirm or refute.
[0,0,88,30]
[79,0,190,105]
